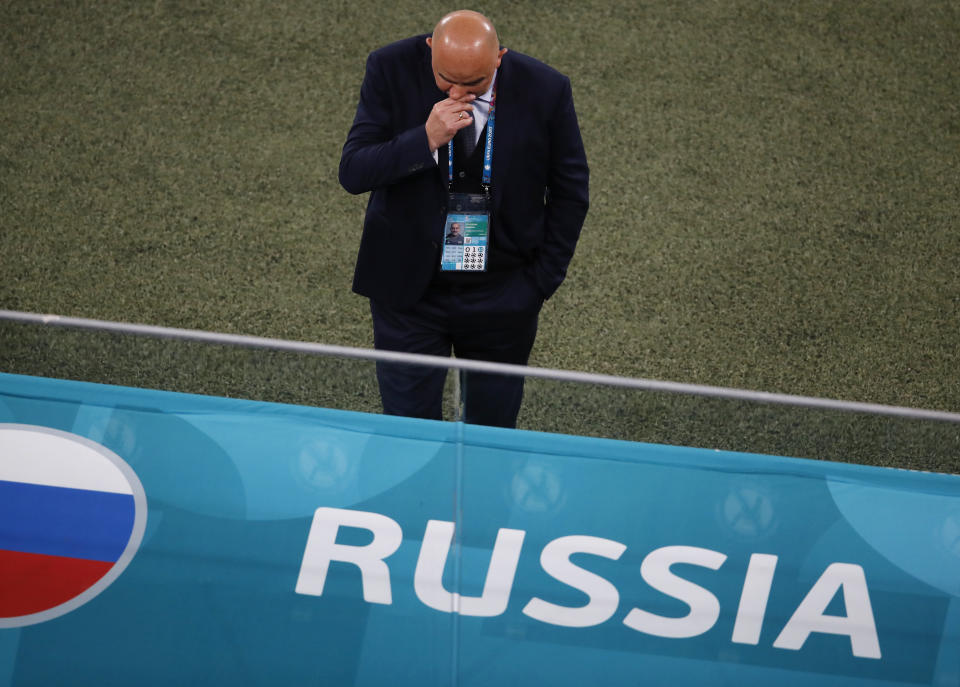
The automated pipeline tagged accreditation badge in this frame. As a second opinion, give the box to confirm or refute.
[440,192,490,272]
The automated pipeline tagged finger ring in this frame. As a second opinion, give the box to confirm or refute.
[458,112,464,120]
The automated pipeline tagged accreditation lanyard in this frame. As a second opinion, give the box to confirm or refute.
[439,79,497,273]
[447,77,497,193]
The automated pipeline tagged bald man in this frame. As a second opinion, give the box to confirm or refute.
[340,10,589,428]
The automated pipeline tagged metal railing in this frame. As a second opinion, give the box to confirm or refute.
[2,309,958,424]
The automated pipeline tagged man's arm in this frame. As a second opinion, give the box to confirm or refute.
[339,48,475,195]
[338,52,437,195]
[532,76,590,299]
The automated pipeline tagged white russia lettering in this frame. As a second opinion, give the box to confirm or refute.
[295,507,881,659]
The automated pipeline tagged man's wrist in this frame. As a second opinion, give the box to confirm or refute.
[426,127,441,154]
[425,126,441,162]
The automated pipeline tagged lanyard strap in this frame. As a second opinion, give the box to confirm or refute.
[448,77,498,192]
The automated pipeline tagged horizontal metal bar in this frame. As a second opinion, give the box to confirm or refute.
[1,309,958,423]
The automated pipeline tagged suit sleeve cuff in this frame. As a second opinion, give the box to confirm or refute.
[396,125,439,176]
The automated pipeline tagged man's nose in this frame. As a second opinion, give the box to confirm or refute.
[448,85,469,100]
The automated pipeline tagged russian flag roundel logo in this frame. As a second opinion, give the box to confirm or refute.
[0,424,147,628]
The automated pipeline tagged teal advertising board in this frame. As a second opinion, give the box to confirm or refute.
[1,372,959,685]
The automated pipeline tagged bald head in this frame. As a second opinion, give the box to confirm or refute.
[432,10,499,54]
[426,10,507,100]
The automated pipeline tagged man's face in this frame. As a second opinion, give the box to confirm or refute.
[428,42,507,100]
[451,223,462,234]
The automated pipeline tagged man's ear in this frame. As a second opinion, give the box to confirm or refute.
[496,47,508,66]
[426,36,433,48]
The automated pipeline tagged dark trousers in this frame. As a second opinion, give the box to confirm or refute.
[370,270,543,428]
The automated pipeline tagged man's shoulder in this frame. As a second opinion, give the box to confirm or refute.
[501,50,567,82]
[498,50,571,105]
[368,34,430,63]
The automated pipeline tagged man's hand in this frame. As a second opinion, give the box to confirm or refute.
[425,95,475,152]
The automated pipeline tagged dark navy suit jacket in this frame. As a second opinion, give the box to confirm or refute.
[339,34,589,310]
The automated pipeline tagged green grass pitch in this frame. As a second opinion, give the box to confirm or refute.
[1,1,957,470]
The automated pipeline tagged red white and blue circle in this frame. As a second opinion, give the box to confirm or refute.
[0,423,147,628]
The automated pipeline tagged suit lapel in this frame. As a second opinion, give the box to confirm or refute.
[490,54,515,214]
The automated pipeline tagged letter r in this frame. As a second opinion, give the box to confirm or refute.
[295,507,403,604]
